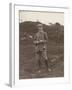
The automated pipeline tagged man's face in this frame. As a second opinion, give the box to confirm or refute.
[38,25,43,32]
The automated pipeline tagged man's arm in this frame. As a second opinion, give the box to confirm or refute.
[33,34,39,44]
[44,32,48,42]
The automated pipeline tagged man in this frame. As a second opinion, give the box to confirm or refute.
[34,23,51,73]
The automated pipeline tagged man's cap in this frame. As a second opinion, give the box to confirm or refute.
[37,23,43,27]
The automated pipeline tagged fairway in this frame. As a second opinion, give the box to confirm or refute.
[19,39,64,79]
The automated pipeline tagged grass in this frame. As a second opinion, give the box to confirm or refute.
[19,39,64,79]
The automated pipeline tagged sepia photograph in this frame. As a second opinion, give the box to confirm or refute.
[19,10,64,79]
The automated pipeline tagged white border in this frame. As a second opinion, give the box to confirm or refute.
[10,3,70,87]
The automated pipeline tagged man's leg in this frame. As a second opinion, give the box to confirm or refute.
[38,51,42,72]
[43,51,51,72]
[35,52,41,73]
[38,58,41,72]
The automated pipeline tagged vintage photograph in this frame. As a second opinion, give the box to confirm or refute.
[19,10,64,79]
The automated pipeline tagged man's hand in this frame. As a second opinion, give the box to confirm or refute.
[34,40,47,44]
[33,41,39,44]
[39,40,47,43]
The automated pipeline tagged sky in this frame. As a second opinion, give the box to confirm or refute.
[19,10,64,25]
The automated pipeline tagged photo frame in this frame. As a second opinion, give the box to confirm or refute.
[9,3,70,87]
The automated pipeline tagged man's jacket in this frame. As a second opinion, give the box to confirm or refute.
[34,31,48,52]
